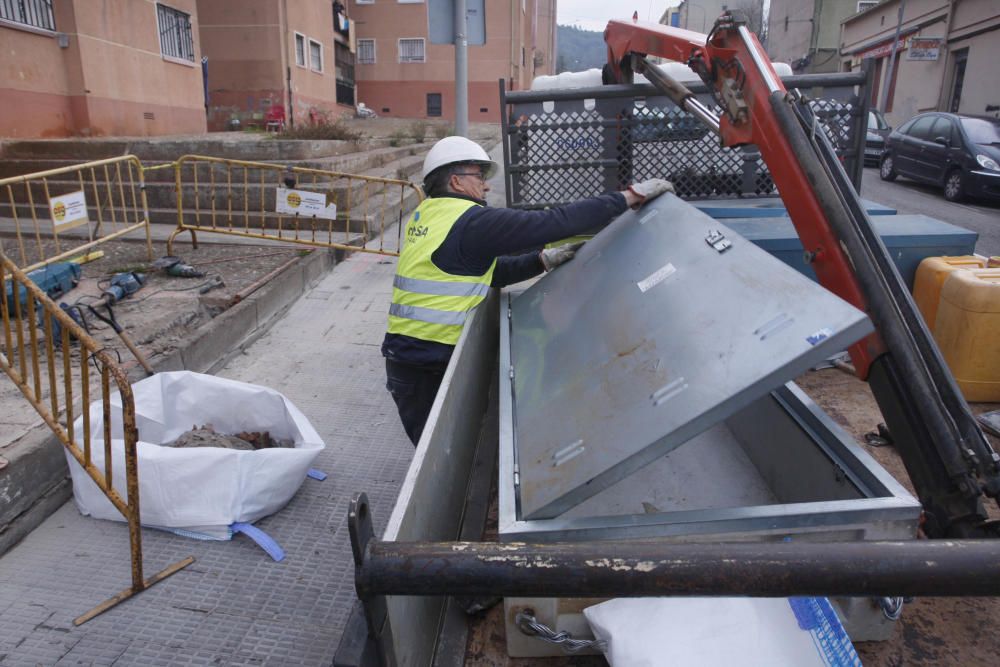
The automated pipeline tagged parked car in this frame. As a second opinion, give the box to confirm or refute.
[864,110,891,165]
[880,112,1000,202]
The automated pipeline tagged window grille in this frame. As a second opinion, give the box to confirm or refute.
[0,0,55,31]
[358,39,375,64]
[856,1,878,12]
[399,38,425,63]
[157,4,194,62]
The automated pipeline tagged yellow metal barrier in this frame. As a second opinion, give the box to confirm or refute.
[0,250,192,624]
[0,155,153,272]
[166,154,423,256]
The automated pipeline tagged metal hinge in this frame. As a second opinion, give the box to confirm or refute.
[706,230,732,253]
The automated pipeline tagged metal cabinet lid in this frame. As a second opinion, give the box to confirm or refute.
[509,194,874,520]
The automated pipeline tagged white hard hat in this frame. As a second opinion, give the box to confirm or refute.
[421,136,497,182]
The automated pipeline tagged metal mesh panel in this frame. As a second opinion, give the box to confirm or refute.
[502,74,866,209]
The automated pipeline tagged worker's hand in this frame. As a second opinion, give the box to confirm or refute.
[626,179,675,208]
[539,242,585,272]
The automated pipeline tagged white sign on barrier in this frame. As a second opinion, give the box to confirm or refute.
[276,187,338,219]
[49,190,89,231]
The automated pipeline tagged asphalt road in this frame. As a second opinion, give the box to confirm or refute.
[859,166,1000,256]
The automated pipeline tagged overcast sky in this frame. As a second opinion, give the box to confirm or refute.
[557,0,675,31]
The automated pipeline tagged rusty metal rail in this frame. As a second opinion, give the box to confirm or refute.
[0,250,192,624]
[348,494,1000,600]
[166,155,423,256]
[0,156,153,272]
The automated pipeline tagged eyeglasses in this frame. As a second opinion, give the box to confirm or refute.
[453,171,487,182]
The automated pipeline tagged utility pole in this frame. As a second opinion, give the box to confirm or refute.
[454,0,469,137]
[878,0,906,113]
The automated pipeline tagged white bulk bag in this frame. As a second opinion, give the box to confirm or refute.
[67,371,324,539]
[584,597,861,667]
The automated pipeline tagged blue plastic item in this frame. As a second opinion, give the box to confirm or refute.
[4,262,81,315]
[722,214,977,290]
[691,196,896,219]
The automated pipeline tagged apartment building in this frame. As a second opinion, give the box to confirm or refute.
[1,0,206,137]
[841,0,999,125]
[767,0,870,73]
[350,0,557,121]
[196,1,356,131]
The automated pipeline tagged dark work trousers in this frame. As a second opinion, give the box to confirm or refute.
[385,359,446,446]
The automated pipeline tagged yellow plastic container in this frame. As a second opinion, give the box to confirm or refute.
[912,255,986,329]
[934,268,1000,402]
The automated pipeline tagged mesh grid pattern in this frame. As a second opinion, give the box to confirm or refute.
[505,88,860,208]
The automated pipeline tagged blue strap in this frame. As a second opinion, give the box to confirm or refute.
[307,468,327,481]
[231,522,285,562]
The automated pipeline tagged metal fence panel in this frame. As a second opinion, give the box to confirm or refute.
[0,251,192,624]
[501,69,871,208]
[167,155,423,257]
[0,156,153,272]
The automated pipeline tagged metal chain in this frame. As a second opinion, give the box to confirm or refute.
[514,611,608,654]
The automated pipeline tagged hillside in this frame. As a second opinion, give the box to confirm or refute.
[555,25,606,73]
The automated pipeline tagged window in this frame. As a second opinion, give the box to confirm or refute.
[294,33,306,67]
[906,116,936,141]
[309,39,324,72]
[357,39,375,64]
[157,4,195,62]
[950,49,968,113]
[929,117,954,144]
[427,93,442,117]
[398,0,423,3]
[399,38,425,63]
[335,42,355,105]
[1,0,55,31]
[355,0,373,4]
[856,1,878,12]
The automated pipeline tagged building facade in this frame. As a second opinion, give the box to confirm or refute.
[768,0,866,73]
[1,0,206,138]
[196,0,356,131]
[349,0,556,121]
[841,0,999,126]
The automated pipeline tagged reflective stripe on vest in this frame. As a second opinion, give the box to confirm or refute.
[387,197,496,346]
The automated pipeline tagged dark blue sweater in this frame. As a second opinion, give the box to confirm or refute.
[382,192,628,369]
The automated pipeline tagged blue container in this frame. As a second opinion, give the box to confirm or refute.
[721,215,977,290]
[692,197,896,219]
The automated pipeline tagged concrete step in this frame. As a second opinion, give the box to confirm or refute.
[0,141,432,182]
[0,154,424,219]
[0,135,403,162]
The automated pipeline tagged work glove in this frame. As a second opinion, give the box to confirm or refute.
[539,242,585,272]
[627,178,675,208]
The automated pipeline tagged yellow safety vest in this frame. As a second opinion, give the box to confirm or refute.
[387,197,497,345]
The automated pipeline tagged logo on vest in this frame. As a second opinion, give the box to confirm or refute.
[407,224,429,239]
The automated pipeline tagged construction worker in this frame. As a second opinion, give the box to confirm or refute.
[382,136,673,445]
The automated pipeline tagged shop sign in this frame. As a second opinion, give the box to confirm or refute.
[859,34,912,60]
[908,37,941,61]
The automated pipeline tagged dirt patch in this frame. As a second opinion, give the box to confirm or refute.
[6,237,309,373]
[795,367,1000,667]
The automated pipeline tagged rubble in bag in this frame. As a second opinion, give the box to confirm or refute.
[165,424,294,450]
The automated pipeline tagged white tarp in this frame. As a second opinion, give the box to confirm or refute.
[67,371,324,539]
[585,597,861,667]
[530,62,794,91]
